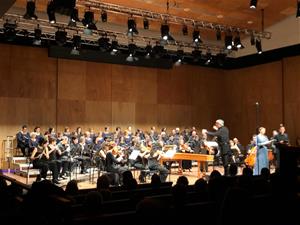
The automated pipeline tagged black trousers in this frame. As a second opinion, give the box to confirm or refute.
[149,164,169,182]
[33,160,49,179]
[221,153,230,176]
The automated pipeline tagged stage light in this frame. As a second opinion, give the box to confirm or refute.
[110,39,119,55]
[98,34,110,52]
[225,33,233,50]
[250,33,255,45]
[3,20,17,41]
[127,17,138,36]
[126,43,138,62]
[33,25,42,45]
[193,29,201,43]
[161,23,170,40]
[68,8,79,26]
[47,0,56,24]
[128,43,137,56]
[101,10,107,22]
[255,38,262,54]
[297,1,300,18]
[55,29,67,46]
[234,34,242,49]
[24,0,38,20]
[175,48,184,66]
[152,43,165,58]
[205,52,212,65]
[192,48,202,62]
[216,29,222,41]
[82,10,97,30]
[216,53,226,66]
[145,44,152,58]
[70,35,81,55]
[143,18,149,29]
[250,0,257,9]
[182,24,188,35]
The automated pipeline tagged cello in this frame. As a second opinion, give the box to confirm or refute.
[244,146,256,167]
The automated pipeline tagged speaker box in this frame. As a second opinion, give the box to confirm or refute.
[0,0,16,18]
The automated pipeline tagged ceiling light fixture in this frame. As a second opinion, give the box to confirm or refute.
[182,24,188,35]
[47,0,56,24]
[33,24,42,45]
[250,0,257,9]
[127,16,138,36]
[143,18,149,29]
[192,28,201,43]
[24,0,38,20]
[101,10,107,22]
[297,0,300,18]
[255,38,262,54]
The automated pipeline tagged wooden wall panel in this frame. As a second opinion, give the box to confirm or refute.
[85,100,112,130]
[157,65,195,105]
[157,104,192,129]
[111,65,157,104]
[58,59,86,100]
[133,67,157,104]
[223,61,283,145]
[135,103,158,131]
[283,56,300,145]
[112,102,136,130]
[56,99,86,131]
[111,65,136,103]
[86,62,112,101]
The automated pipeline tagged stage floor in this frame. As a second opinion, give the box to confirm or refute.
[1,164,252,190]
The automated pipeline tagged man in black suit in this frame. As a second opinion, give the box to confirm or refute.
[203,119,231,176]
[16,125,30,156]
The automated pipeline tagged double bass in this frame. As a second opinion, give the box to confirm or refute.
[244,146,256,167]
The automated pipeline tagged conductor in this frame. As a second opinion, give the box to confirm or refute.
[202,119,231,176]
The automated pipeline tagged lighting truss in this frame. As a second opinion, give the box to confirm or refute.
[76,0,271,40]
[0,13,226,55]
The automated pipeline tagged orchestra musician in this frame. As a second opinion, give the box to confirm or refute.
[47,137,64,181]
[30,137,49,182]
[57,136,72,178]
[105,145,128,185]
[30,137,60,184]
[178,138,193,171]
[77,136,92,174]
[16,125,30,156]
[28,132,38,157]
[203,119,231,176]
[147,146,168,182]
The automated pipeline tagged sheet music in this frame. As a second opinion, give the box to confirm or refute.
[205,141,218,148]
[164,149,176,158]
[129,150,140,160]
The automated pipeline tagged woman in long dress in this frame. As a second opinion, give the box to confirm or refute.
[254,127,272,175]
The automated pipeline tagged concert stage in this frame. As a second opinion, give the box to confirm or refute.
[1,164,248,191]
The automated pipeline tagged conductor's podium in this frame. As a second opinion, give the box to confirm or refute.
[160,153,214,178]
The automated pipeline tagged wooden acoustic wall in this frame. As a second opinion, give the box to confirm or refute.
[222,61,284,145]
[56,57,224,132]
[282,56,300,145]
[0,44,224,167]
